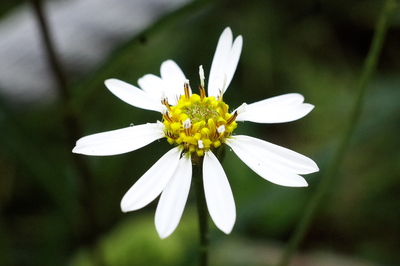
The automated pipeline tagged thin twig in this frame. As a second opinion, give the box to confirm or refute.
[30,0,99,246]
[277,0,398,265]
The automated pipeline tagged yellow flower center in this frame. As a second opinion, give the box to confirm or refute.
[162,81,237,157]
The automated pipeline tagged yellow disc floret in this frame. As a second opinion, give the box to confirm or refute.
[162,81,237,157]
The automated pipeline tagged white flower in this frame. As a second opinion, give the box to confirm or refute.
[73,27,319,239]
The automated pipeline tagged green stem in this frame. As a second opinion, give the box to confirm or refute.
[30,0,92,185]
[31,0,69,99]
[193,157,209,266]
[277,1,398,265]
[30,1,104,261]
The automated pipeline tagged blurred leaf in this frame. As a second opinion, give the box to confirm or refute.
[0,101,79,224]
[70,209,198,266]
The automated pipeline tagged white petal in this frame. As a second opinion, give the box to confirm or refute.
[105,78,162,112]
[72,123,165,156]
[227,135,319,174]
[155,155,192,239]
[203,151,236,234]
[236,93,314,123]
[120,147,182,212]
[137,74,165,100]
[138,73,181,106]
[208,27,232,96]
[226,135,319,187]
[208,27,243,97]
[160,60,188,100]
[222,35,242,94]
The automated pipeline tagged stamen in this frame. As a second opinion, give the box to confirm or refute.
[161,98,171,110]
[163,112,173,123]
[198,140,204,149]
[161,75,238,157]
[199,65,205,88]
[183,118,191,136]
[213,131,219,140]
[227,111,238,125]
[199,85,206,100]
[184,80,190,99]
[199,66,206,100]
[183,118,191,129]
[166,131,177,139]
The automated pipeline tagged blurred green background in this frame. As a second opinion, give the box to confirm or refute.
[1,0,399,265]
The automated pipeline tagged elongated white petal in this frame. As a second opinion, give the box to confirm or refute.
[227,135,319,174]
[137,74,165,100]
[155,155,192,239]
[72,123,165,156]
[208,27,243,97]
[105,78,162,112]
[138,72,185,107]
[203,151,236,234]
[208,28,232,96]
[236,93,314,123]
[160,60,188,100]
[226,135,319,187]
[120,147,182,212]
[222,35,242,94]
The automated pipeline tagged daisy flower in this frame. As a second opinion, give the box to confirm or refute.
[73,27,319,239]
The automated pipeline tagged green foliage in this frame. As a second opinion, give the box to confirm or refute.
[70,211,198,266]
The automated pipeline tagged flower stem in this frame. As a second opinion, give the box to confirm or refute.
[277,0,398,265]
[193,157,209,266]
[30,0,102,256]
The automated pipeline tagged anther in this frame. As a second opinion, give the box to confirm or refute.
[213,125,226,140]
[217,125,226,134]
[198,140,204,149]
[183,118,191,136]
[184,80,190,99]
[166,131,177,139]
[227,111,238,125]
[198,65,206,100]
[199,65,205,88]
[199,85,206,100]
[183,118,191,129]
[161,98,171,110]
[163,112,173,123]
